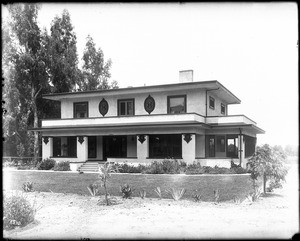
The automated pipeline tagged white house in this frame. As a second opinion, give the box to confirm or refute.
[33,70,264,171]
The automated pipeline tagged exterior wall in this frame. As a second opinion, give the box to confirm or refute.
[182,134,196,163]
[59,89,208,118]
[197,158,240,168]
[42,137,53,160]
[206,92,228,116]
[137,135,149,161]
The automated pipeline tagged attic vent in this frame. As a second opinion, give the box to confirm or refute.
[179,70,193,83]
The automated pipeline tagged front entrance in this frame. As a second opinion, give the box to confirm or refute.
[103,136,127,160]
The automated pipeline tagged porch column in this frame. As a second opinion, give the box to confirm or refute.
[42,136,53,160]
[137,135,149,161]
[182,134,196,163]
[77,136,88,162]
[238,135,245,168]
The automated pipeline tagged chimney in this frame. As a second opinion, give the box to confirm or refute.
[179,70,193,83]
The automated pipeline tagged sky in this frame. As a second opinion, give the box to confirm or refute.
[2,3,298,147]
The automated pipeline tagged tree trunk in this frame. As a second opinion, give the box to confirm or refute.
[31,85,39,165]
[263,172,267,194]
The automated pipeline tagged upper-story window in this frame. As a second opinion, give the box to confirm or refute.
[168,95,187,114]
[221,103,226,115]
[74,102,88,118]
[118,99,135,116]
[209,96,215,110]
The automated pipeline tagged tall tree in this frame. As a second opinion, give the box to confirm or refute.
[6,4,49,163]
[80,35,118,91]
[46,9,80,93]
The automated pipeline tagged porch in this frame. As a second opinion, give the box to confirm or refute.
[42,132,256,171]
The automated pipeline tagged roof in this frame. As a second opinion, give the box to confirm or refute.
[42,80,241,105]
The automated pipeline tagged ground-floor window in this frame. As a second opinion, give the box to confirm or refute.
[88,136,97,158]
[244,135,256,157]
[149,134,182,158]
[205,134,238,158]
[53,136,77,157]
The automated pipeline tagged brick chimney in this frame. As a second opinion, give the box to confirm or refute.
[179,70,193,83]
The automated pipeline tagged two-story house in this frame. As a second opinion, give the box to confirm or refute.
[33,70,264,171]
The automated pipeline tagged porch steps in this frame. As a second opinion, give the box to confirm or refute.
[78,161,104,172]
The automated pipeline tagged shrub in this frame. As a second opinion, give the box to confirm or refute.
[214,189,220,203]
[231,166,249,174]
[53,161,70,171]
[113,163,147,173]
[154,187,162,199]
[87,183,100,196]
[22,182,34,192]
[192,190,201,202]
[145,161,164,174]
[3,193,36,230]
[120,183,133,199]
[166,188,186,201]
[139,189,146,199]
[37,158,56,170]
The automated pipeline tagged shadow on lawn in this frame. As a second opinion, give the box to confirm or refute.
[260,193,284,198]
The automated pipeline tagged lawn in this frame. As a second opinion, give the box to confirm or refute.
[4,170,255,201]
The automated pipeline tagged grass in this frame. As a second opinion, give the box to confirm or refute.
[4,170,254,202]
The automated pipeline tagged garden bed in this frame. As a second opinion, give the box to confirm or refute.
[4,170,256,201]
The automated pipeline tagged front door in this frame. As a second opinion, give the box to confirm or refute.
[103,136,127,160]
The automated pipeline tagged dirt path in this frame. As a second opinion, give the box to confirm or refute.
[4,164,299,239]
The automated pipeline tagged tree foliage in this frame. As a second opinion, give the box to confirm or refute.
[248,144,288,193]
[79,35,118,91]
[46,9,80,93]
[4,4,49,162]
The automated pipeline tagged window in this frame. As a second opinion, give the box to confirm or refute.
[88,136,97,158]
[168,95,186,114]
[149,134,182,158]
[118,99,134,116]
[53,137,77,157]
[221,103,226,115]
[74,102,88,118]
[209,96,215,109]
[226,135,238,158]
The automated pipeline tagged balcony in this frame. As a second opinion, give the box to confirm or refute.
[205,115,257,126]
[41,113,206,128]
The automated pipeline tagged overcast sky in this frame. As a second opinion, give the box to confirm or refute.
[2,3,298,147]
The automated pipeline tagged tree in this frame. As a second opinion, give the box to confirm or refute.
[6,4,49,163]
[248,144,288,194]
[79,35,118,91]
[46,9,80,93]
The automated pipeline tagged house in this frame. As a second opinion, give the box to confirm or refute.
[34,70,264,171]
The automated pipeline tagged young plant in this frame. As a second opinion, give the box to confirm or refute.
[120,183,133,199]
[166,188,186,201]
[214,189,220,203]
[233,195,241,204]
[192,190,201,202]
[154,187,162,199]
[22,182,34,192]
[87,183,100,196]
[96,162,117,205]
[139,189,146,199]
[247,187,261,202]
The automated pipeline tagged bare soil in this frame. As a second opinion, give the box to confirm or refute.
[3,164,299,240]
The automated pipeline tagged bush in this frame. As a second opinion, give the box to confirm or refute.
[3,193,36,230]
[53,161,70,171]
[166,188,186,201]
[120,183,133,199]
[37,158,56,170]
[22,182,34,192]
[113,163,147,173]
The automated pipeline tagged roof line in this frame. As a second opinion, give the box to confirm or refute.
[42,80,218,97]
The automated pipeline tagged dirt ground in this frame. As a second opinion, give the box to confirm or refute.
[3,164,299,240]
